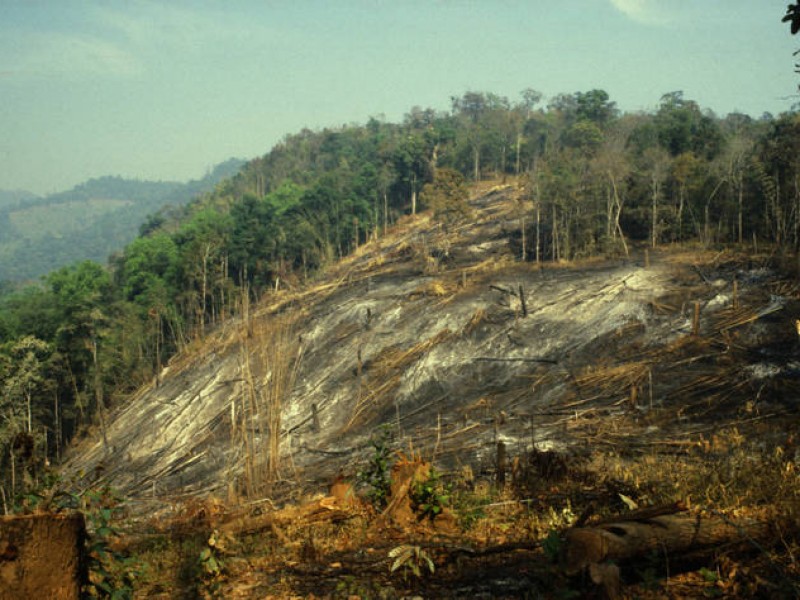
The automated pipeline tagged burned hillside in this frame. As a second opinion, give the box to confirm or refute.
[46,183,800,598]
[63,184,800,505]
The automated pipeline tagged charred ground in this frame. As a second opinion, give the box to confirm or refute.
[61,183,800,598]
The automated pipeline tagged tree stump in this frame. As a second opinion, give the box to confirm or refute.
[0,512,86,600]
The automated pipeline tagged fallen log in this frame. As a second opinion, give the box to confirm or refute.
[219,496,355,538]
[564,511,770,574]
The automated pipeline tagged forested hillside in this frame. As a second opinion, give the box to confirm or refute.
[1,88,800,506]
[0,158,243,282]
[0,189,38,209]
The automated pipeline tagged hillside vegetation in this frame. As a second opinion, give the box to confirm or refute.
[64,184,800,597]
[0,159,243,282]
[4,89,800,478]
[1,90,800,596]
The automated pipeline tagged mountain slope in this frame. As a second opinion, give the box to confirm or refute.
[0,159,244,282]
[0,189,38,208]
[63,184,800,507]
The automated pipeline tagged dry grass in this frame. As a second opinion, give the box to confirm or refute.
[118,414,800,599]
[572,360,652,402]
[598,426,800,515]
[345,329,453,430]
[462,308,488,336]
[74,207,800,596]
[235,315,303,496]
[409,279,453,298]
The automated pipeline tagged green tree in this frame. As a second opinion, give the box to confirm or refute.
[671,152,702,242]
[118,234,179,309]
[174,209,232,337]
[47,262,115,446]
[420,168,471,223]
[655,92,723,160]
[591,117,635,255]
[116,235,180,380]
[1,336,52,497]
[451,91,506,181]
[514,88,543,174]
[574,89,617,126]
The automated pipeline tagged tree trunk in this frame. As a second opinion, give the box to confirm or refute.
[552,203,560,262]
[200,245,209,339]
[92,339,109,454]
[383,192,388,236]
[411,173,417,215]
[609,173,629,257]
[53,389,60,462]
[0,513,87,599]
[25,390,32,434]
[10,447,15,497]
[703,179,724,247]
[565,512,769,574]
[651,176,659,249]
[535,200,541,265]
[794,175,800,250]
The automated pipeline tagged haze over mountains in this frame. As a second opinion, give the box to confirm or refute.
[0,158,244,282]
[0,189,38,208]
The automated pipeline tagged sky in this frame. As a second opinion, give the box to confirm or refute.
[1,0,798,195]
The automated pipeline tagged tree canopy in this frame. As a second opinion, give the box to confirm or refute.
[1,88,799,504]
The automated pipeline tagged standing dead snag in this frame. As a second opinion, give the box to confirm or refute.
[311,403,320,433]
[496,441,507,486]
[692,301,701,335]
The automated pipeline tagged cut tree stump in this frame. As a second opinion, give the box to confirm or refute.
[0,512,86,600]
[564,510,770,574]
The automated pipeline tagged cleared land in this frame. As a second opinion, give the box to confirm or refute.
[63,184,800,597]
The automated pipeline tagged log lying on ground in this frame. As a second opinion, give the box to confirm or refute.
[219,496,356,538]
[565,508,770,574]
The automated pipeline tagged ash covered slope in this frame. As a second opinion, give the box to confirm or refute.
[63,184,800,502]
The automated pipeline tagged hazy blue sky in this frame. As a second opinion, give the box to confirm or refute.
[1,1,798,195]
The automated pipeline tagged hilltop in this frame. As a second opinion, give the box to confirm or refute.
[0,159,243,282]
[62,182,800,597]
[4,87,800,596]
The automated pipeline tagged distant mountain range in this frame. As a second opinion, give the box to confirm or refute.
[0,158,245,282]
[0,189,38,209]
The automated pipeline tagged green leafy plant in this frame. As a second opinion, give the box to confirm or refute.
[82,486,138,599]
[334,574,390,599]
[6,477,137,597]
[542,529,563,564]
[451,480,497,531]
[198,529,228,596]
[410,469,450,521]
[388,544,435,581]
[699,566,723,597]
[9,468,72,514]
[357,425,393,508]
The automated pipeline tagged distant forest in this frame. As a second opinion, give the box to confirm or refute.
[1,88,800,503]
[0,159,244,282]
